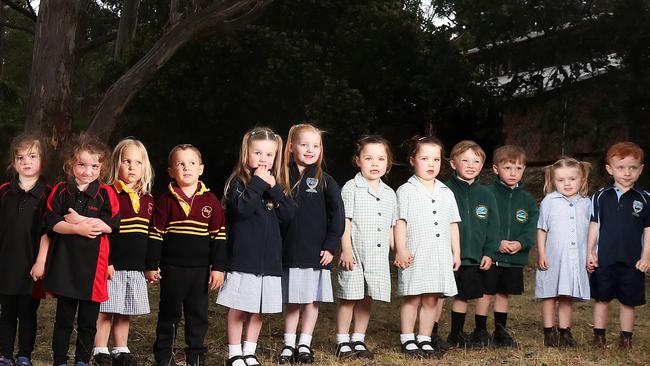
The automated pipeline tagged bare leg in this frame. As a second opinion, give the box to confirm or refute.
[351,297,372,334]
[451,298,468,313]
[336,300,355,335]
[283,304,300,335]
[227,309,248,345]
[475,295,491,316]
[619,304,635,332]
[434,298,444,323]
[417,294,438,337]
[94,313,113,348]
[593,301,609,329]
[494,294,509,313]
[299,303,320,336]
[541,298,556,328]
[243,314,263,343]
[557,297,573,329]
[111,314,130,348]
[400,296,421,334]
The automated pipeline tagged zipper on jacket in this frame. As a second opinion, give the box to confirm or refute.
[506,190,512,239]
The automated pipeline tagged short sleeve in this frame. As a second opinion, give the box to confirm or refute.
[447,190,461,223]
[537,196,550,231]
[391,191,398,226]
[341,180,355,219]
[643,193,650,228]
[397,185,409,221]
[44,182,66,231]
[99,185,120,231]
[590,192,599,223]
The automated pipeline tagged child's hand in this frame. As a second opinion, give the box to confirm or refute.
[479,255,492,270]
[254,165,272,183]
[635,257,650,273]
[339,249,356,271]
[537,254,548,270]
[208,270,224,290]
[508,241,522,254]
[587,252,598,273]
[145,269,161,284]
[76,221,103,238]
[394,249,413,269]
[498,240,510,253]
[320,250,334,266]
[107,265,115,280]
[452,254,461,271]
[64,208,84,224]
[30,261,46,281]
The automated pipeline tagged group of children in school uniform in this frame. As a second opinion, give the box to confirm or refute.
[0,125,648,366]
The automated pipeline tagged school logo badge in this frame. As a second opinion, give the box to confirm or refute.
[516,209,528,223]
[201,205,213,218]
[475,205,488,219]
[147,202,153,215]
[633,200,644,216]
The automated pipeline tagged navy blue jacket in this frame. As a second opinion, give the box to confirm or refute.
[281,163,344,269]
[225,175,295,276]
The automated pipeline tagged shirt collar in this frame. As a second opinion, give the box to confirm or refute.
[168,181,210,217]
[9,178,47,198]
[67,179,100,198]
[354,172,388,194]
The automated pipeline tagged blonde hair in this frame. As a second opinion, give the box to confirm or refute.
[543,157,591,196]
[63,133,110,183]
[6,132,44,177]
[224,126,284,199]
[281,123,324,195]
[107,138,154,194]
[168,144,202,167]
[449,140,486,162]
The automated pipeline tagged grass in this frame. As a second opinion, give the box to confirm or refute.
[28,263,650,366]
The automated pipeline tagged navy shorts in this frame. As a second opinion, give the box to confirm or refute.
[454,265,485,300]
[590,263,646,307]
[483,265,524,295]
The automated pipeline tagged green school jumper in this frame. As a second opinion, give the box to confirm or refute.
[486,179,539,268]
[445,173,500,266]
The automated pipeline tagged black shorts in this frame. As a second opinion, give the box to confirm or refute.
[483,265,524,295]
[590,263,646,307]
[454,265,485,300]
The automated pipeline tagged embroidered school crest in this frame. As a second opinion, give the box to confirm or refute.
[515,209,528,223]
[305,177,319,193]
[475,205,488,219]
[632,200,644,216]
[201,205,213,218]
[147,202,154,215]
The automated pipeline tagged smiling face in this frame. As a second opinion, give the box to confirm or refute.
[355,143,388,182]
[13,144,42,180]
[73,150,102,187]
[410,143,442,182]
[247,139,278,172]
[606,155,644,191]
[168,148,204,188]
[291,130,321,168]
[553,166,584,199]
[493,160,525,188]
[451,148,484,182]
[118,145,144,188]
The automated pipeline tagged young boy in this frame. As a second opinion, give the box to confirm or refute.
[484,145,538,347]
[441,140,500,348]
[588,141,650,349]
[146,144,227,366]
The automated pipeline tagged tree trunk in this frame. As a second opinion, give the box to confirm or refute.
[0,5,5,80]
[24,0,91,180]
[114,0,140,61]
[87,0,273,140]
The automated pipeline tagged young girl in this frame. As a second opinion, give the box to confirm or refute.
[394,136,461,358]
[535,157,591,347]
[43,134,120,366]
[92,139,154,366]
[335,135,397,360]
[217,127,295,366]
[0,134,50,366]
[276,124,344,364]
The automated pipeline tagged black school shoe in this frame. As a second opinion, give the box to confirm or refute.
[226,355,243,366]
[468,329,490,348]
[112,353,136,366]
[335,342,355,359]
[242,355,262,365]
[351,341,373,359]
[295,345,314,364]
[432,333,452,352]
[400,340,424,357]
[492,324,518,348]
[446,331,471,348]
[93,353,113,366]
[276,346,295,364]
[418,341,444,359]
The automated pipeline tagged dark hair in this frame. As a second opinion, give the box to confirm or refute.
[63,133,110,183]
[353,135,394,175]
[6,132,45,177]
[407,135,445,159]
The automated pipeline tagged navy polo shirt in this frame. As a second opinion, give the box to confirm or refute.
[591,185,650,267]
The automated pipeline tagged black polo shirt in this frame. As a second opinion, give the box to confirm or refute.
[0,179,49,295]
[591,185,650,267]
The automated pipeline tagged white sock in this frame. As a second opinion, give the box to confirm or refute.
[242,341,257,356]
[228,344,243,358]
[112,347,130,355]
[400,333,418,350]
[284,333,296,347]
[351,333,366,350]
[417,335,433,350]
[298,333,313,353]
[336,334,351,352]
[93,347,109,356]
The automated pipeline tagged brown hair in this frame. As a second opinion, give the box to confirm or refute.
[543,157,591,196]
[6,132,44,177]
[107,138,155,194]
[407,135,445,158]
[606,141,644,164]
[281,123,324,195]
[449,140,486,162]
[224,126,285,199]
[493,145,527,165]
[168,144,202,167]
[353,135,394,175]
[63,133,110,183]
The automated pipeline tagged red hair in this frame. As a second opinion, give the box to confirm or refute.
[606,142,644,163]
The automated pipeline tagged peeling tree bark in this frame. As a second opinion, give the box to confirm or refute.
[114,0,140,61]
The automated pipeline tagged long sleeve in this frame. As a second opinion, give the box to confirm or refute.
[321,175,345,253]
[516,195,539,250]
[267,183,296,226]
[227,176,268,219]
[146,195,168,270]
[208,195,227,271]
[484,192,501,258]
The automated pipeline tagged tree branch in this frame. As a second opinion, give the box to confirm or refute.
[0,0,36,21]
[0,20,34,34]
[79,31,118,55]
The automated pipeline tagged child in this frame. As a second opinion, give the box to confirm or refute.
[442,140,500,348]
[394,136,461,358]
[43,133,120,366]
[588,142,650,349]
[535,157,591,347]
[93,138,155,366]
[0,134,50,366]
[276,124,344,364]
[335,135,397,360]
[484,145,538,347]
[217,127,295,366]
[146,144,227,366]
